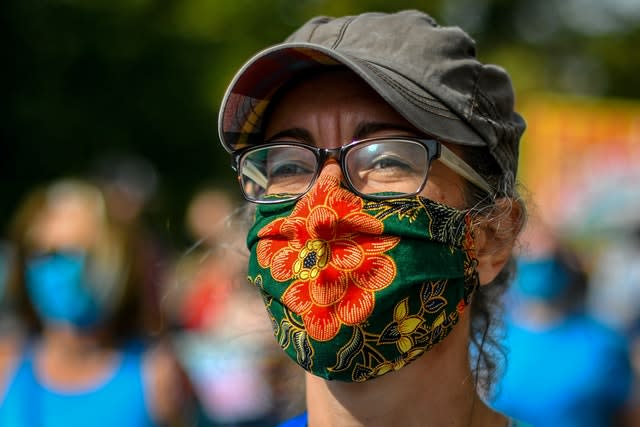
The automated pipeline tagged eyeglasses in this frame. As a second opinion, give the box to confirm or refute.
[231,137,493,203]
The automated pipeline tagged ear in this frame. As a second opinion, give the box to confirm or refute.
[473,198,523,285]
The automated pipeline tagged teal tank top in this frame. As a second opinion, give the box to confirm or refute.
[0,344,157,427]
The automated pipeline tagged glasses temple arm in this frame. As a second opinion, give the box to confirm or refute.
[241,162,269,189]
[439,146,493,194]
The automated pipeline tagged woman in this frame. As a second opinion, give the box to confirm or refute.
[218,10,527,427]
[0,179,191,427]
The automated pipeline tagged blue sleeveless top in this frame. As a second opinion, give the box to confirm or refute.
[0,344,157,427]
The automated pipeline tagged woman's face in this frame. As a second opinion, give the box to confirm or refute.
[264,69,468,209]
[22,185,127,332]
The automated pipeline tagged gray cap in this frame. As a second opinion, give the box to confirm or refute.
[218,10,526,177]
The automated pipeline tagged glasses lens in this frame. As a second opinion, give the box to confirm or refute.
[345,139,430,196]
[239,145,317,201]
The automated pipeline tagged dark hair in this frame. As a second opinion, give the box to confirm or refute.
[549,244,589,310]
[462,145,527,394]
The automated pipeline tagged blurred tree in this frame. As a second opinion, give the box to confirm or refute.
[2,0,639,244]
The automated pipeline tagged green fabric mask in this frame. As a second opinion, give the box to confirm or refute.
[246,172,479,382]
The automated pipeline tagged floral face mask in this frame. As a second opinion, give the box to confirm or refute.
[246,171,479,382]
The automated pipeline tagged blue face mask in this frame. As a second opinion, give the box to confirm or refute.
[25,251,109,329]
[513,256,570,302]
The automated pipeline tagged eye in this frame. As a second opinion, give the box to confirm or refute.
[265,146,317,180]
[268,161,315,178]
[370,155,416,171]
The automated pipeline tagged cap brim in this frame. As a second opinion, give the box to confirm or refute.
[218,42,485,153]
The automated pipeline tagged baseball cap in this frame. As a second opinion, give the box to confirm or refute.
[218,10,526,177]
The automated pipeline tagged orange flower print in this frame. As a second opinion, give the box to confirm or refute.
[256,172,399,341]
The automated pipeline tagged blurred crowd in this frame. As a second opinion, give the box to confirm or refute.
[0,153,303,427]
[0,152,638,427]
[490,215,640,426]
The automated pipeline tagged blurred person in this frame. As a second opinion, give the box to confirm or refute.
[588,224,640,426]
[0,242,12,302]
[588,224,640,339]
[163,188,287,426]
[0,240,25,397]
[163,189,243,333]
[216,9,530,427]
[491,219,634,426]
[185,188,236,249]
[0,179,193,427]
[91,151,159,228]
[0,240,19,333]
[91,151,171,334]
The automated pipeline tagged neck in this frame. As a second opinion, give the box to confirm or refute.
[35,326,118,389]
[305,312,507,427]
[42,325,106,356]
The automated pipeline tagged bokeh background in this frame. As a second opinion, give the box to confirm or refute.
[3,0,640,244]
[2,1,640,425]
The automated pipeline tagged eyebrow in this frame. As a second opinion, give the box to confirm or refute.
[353,122,419,140]
[266,128,312,143]
[265,121,421,145]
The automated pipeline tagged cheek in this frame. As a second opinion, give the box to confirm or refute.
[419,161,468,208]
[419,179,467,209]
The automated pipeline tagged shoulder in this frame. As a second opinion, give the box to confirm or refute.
[0,336,28,402]
[141,341,192,425]
[141,341,183,385]
[0,336,22,376]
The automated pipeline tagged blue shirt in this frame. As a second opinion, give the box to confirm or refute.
[492,312,633,427]
[0,344,157,427]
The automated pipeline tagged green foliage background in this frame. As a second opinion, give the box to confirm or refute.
[3,0,640,243]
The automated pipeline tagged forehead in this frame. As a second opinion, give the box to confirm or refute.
[29,192,103,251]
[277,68,382,99]
[265,69,413,132]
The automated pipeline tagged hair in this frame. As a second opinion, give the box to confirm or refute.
[547,244,589,311]
[461,145,527,394]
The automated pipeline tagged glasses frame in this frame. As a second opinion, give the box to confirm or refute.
[231,137,493,204]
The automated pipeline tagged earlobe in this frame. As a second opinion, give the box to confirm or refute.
[476,238,513,285]
[473,198,523,285]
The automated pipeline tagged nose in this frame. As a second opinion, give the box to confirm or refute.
[317,147,345,179]
[313,160,352,196]
[319,161,342,177]
[317,159,357,195]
